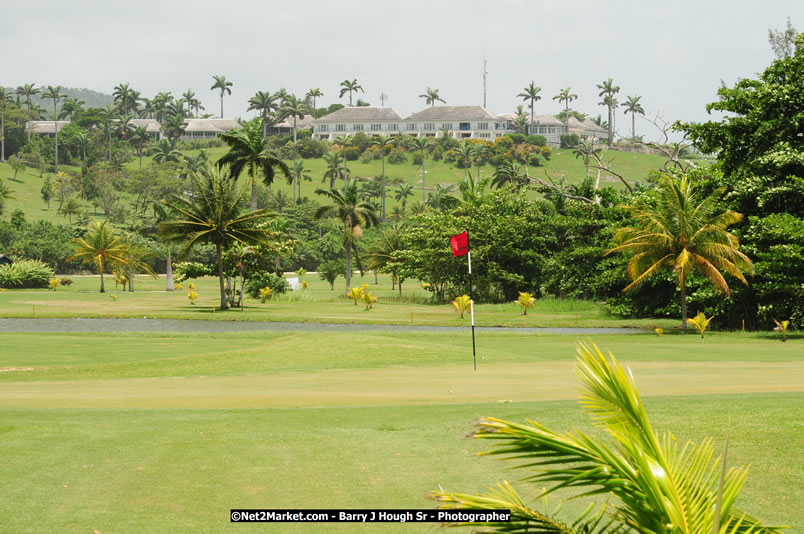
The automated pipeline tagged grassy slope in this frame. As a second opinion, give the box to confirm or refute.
[0,147,669,224]
[0,329,801,532]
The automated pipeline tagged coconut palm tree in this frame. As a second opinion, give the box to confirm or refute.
[97,105,118,162]
[411,137,431,201]
[181,89,196,115]
[211,74,233,118]
[305,88,323,118]
[513,105,528,134]
[394,182,414,209]
[159,163,276,310]
[113,83,134,114]
[453,142,473,179]
[371,134,394,220]
[130,127,150,169]
[366,224,405,294]
[339,79,364,106]
[597,77,621,144]
[623,94,645,141]
[0,88,13,162]
[469,142,489,182]
[605,174,753,329]
[491,160,528,191]
[431,343,783,534]
[552,87,578,126]
[322,151,347,189]
[418,87,446,107]
[247,90,279,137]
[517,81,541,133]
[218,119,291,212]
[280,95,309,200]
[162,113,187,148]
[67,220,137,293]
[292,159,312,199]
[16,83,39,142]
[42,85,66,173]
[315,182,378,290]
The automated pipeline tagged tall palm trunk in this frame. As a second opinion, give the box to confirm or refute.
[220,95,224,118]
[1,106,5,162]
[345,242,352,290]
[216,241,227,310]
[421,156,426,201]
[251,161,258,212]
[680,286,688,330]
[98,258,105,293]
[165,246,174,291]
[53,103,59,173]
[293,121,298,202]
[631,112,636,142]
[344,157,348,188]
[381,154,386,221]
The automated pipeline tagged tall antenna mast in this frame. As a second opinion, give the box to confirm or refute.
[482,47,488,108]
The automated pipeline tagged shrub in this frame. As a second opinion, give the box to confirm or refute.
[246,271,289,298]
[0,259,55,289]
[318,259,345,290]
[387,149,407,165]
[59,278,73,286]
[342,146,361,161]
[359,151,373,164]
[174,261,214,283]
[560,134,580,148]
[525,134,547,146]
[412,152,424,165]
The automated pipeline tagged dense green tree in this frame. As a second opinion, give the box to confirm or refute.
[59,97,85,121]
[517,81,541,132]
[159,163,276,309]
[315,182,378,290]
[211,74,233,117]
[162,113,186,148]
[130,127,150,169]
[680,33,804,328]
[218,119,290,211]
[339,79,363,106]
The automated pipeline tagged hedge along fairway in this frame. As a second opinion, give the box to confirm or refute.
[0,328,802,532]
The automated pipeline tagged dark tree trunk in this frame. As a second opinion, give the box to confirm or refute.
[345,244,352,290]
[216,241,228,309]
[680,285,688,330]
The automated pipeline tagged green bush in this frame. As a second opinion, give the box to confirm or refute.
[387,149,407,164]
[245,271,290,298]
[173,261,214,283]
[0,259,55,289]
[560,134,580,148]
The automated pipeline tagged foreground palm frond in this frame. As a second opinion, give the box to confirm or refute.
[431,343,786,533]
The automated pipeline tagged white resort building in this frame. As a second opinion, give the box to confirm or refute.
[179,118,241,140]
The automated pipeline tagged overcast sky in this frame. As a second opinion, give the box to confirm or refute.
[2,0,801,139]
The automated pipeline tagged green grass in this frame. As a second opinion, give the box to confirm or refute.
[0,327,800,532]
[0,147,669,225]
[0,274,680,329]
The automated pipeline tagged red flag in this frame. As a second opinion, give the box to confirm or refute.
[450,231,469,257]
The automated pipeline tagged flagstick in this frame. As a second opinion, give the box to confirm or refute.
[467,233,477,371]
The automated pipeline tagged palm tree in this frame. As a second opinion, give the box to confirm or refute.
[411,137,431,201]
[552,87,578,126]
[453,142,473,179]
[517,81,541,133]
[0,88,13,162]
[113,83,133,113]
[431,343,783,534]
[280,95,309,200]
[292,160,312,199]
[67,220,135,293]
[218,119,291,212]
[469,143,489,182]
[162,113,187,148]
[605,174,753,329]
[130,127,150,169]
[150,139,182,164]
[418,87,445,107]
[394,182,414,209]
[322,152,347,189]
[16,83,39,142]
[339,79,364,106]
[315,183,378,290]
[513,105,528,134]
[42,85,66,173]
[247,90,279,137]
[597,77,621,144]
[623,94,645,141]
[59,97,84,121]
[334,135,352,186]
[181,89,196,115]
[371,134,394,220]
[305,88,323,118]
[211,74,233,118]
[97,105,119,162]
[159,163,276,310]
[491,160,528,191]
[366,225,404,294]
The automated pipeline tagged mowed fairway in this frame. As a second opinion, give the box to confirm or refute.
[1,329,802,532]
